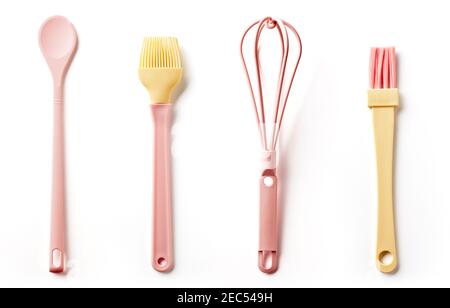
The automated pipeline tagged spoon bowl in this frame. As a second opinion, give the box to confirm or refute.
[39,16,78,83]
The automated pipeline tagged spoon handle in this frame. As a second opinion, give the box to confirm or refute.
[50,99,66,273]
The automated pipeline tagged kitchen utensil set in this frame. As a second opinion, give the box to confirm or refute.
[37,15,400,275]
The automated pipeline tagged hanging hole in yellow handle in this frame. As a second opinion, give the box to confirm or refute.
[378,251,394,266]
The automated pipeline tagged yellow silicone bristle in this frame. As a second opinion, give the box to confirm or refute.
[139,37,183,104]
[140,37,182,69]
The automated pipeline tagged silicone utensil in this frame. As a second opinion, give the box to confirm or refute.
[39,16,78,273]
[241,17,302,274]
[369,47,399,274]
[139,37,183,272]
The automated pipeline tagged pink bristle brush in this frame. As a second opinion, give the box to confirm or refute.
[368,47,399,273]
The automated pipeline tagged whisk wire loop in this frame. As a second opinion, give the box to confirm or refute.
[241,17,302,152]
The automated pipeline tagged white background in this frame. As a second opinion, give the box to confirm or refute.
[0,0,449,288]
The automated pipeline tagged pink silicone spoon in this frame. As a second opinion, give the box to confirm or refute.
[39,16,78,274]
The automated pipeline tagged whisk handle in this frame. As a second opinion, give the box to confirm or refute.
[259,172,279,274]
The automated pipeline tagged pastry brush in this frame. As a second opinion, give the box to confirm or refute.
[139,37,183,273]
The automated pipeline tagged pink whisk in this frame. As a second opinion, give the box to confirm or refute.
[241,17,302,274]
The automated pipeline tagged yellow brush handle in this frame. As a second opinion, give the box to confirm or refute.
[369,89,399,274]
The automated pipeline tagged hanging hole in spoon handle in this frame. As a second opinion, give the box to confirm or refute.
[49,249,65,273]
[377,249,398,274]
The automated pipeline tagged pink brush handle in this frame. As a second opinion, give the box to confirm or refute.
[50,96,66,273]
[259,172,279,274]
[150,104,174,273]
